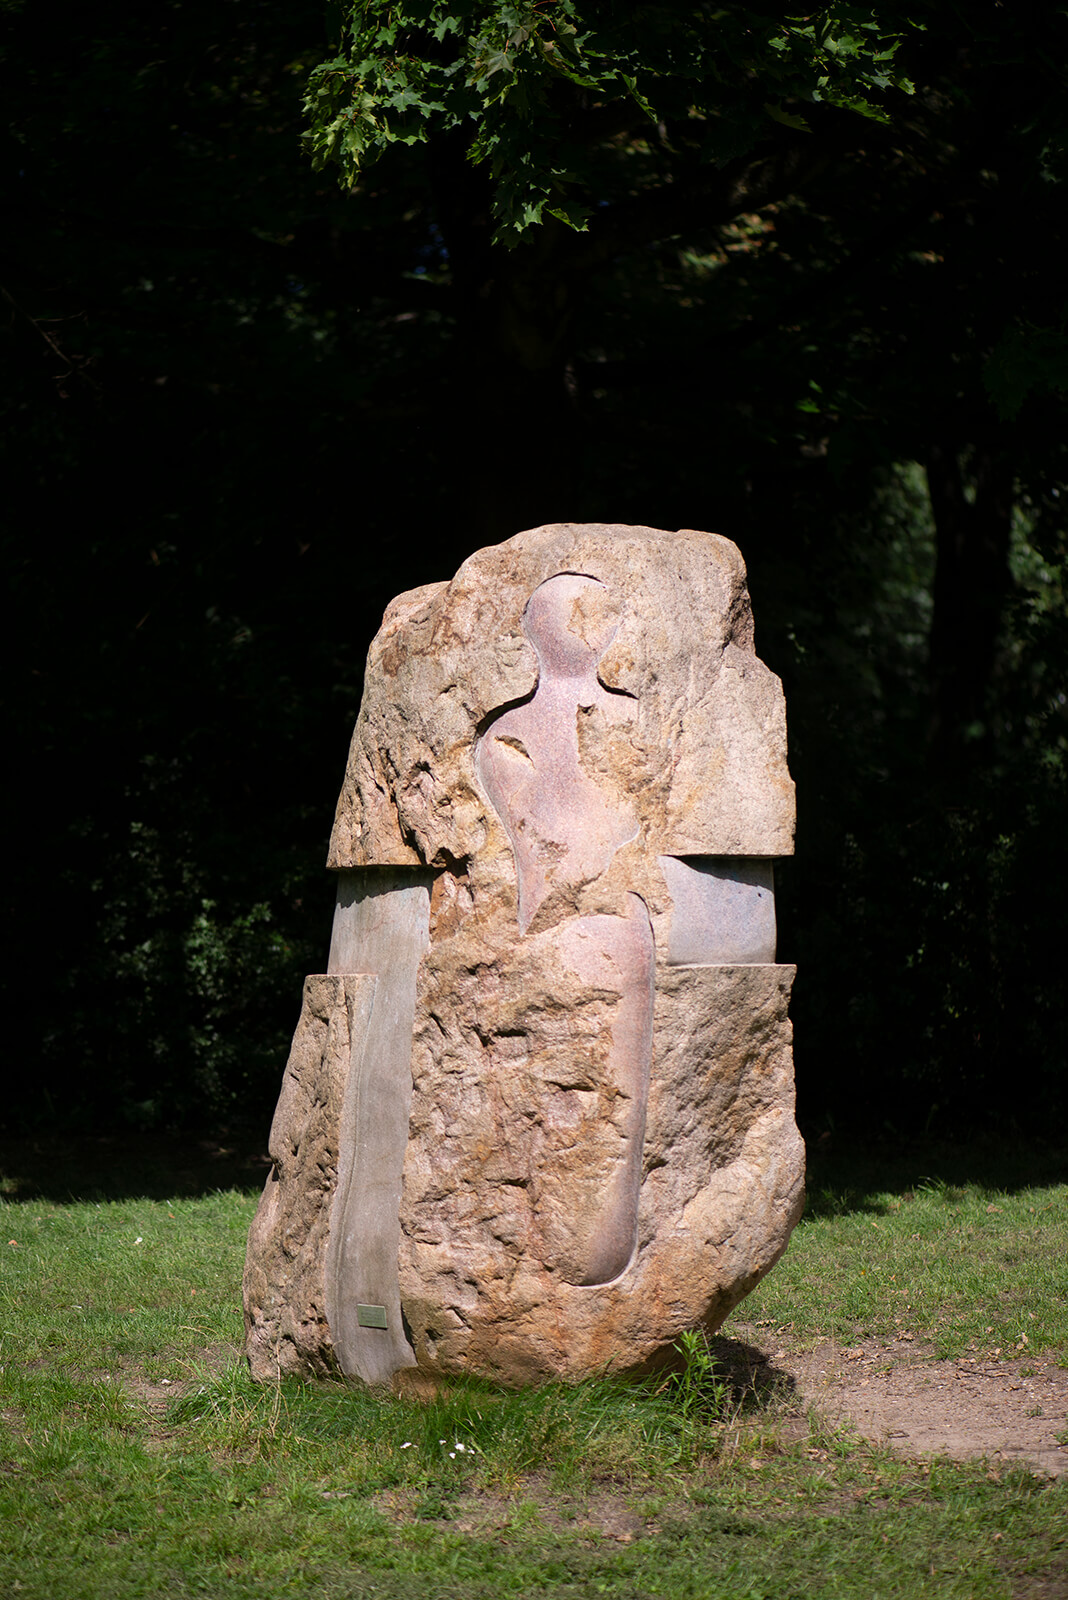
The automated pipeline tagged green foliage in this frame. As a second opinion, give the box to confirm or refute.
[304,2,916,241]
[53,761,319,1130]
[2,0,371,1137]
[764,461,1068,1132]
[985,324,1068,421]
[668,1329,730,1422]
[3,0,1066,1139]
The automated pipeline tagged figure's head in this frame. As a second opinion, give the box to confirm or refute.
[522,573,621,678]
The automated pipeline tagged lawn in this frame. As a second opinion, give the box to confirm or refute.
[743,1140,1068,1364]
[0,1139,1065,1599]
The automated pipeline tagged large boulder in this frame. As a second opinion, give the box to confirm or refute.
[244,523,804,1387]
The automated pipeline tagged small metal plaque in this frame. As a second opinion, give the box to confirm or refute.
[356,1304,388,1330]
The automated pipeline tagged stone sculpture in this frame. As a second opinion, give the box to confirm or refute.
[243,522,804,1388]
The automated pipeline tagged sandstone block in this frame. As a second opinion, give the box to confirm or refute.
[245,523,804,1387]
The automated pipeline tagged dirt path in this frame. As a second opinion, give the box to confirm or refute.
[728,1324,1068,1477]
[137,1331,1068,1480]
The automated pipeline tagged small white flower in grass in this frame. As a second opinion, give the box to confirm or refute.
[134,1237,143,1245]
[454,1442,466,1452]
[439,1439,446,1444]
[400,1442,413,1449]
[449,1452,456,1459]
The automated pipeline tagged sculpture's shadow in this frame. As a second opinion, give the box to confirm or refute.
[704,1333,799,1410]
[639,1330,799,1414]
[0,1134,272,1202]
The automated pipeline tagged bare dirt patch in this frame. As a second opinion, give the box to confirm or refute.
[729,1323,1068,1477]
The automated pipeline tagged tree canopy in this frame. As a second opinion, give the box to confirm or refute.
[3,0,1066,1138]
[305,2,915,239]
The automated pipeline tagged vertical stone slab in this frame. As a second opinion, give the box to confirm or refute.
[324,867,433,1386]
[243,974,375,1379]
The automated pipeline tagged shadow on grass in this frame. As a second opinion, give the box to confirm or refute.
[2,1129,1065,1216]
[800,1133,1068,1220]
[638,1328,799,1415]
[704,1335,799,1411]
[0,1133,272,1202]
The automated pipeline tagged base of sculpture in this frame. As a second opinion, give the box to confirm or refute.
[244,963,803,1387]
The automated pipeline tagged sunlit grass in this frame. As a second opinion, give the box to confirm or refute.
[0,1191,253,1377]
[1,1150,1066,1597]
[738,1167,1068,1362]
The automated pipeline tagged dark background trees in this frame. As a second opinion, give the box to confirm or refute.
[3,1,1066,1140]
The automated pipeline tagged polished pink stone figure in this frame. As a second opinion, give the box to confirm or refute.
[476,574,654,1285]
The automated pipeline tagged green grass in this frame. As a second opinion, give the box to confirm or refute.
[739,1149,1068,1363]
[0,1191,252,1378]
[0,1145,1066,1598]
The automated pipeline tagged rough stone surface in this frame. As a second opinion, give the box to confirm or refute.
[244,974,374,1380]
[399,962,801,1383]
[327,523,793,872]
[244,523,804,1388]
